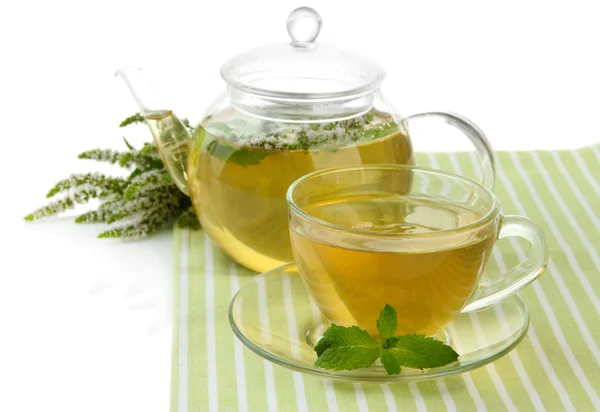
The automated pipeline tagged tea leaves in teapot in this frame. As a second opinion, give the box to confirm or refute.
[201,110,401,156]
[206,140,270,167]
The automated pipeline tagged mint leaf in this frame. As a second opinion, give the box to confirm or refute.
[314,325,379,370]
[228,147,270,166]
[315,346,380,371]
[315,325,379,355]
[377,304,397,344]
[206,139,269,166]
[313,305,459,374]
[380,349,401,375]
[384,335,459,369]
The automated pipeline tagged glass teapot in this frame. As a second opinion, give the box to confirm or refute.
[118,7,496,273]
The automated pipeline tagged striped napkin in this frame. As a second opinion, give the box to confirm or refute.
[170,145,600,412]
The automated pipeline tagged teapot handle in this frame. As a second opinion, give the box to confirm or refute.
[405,112,496,190]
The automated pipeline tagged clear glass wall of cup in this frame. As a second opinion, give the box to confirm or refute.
[287,165,548,338]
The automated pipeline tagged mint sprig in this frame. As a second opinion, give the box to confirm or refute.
[314,304,459,375]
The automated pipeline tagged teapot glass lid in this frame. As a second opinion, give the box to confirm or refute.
[220,7,386,100]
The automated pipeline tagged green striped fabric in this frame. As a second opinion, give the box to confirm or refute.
[171,145,600,412]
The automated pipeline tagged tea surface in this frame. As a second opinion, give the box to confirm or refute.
[187,109,413,272]
[290,196,497,336]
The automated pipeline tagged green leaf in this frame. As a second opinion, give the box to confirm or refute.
[361,122,399,141]
[123,136,136,151]
[128,168,143,181]
[376,304,397,344]
[379,349,401,375]
[315,325,379,354]
[206,139,269,167]
[119,113,144,128]
[140,142,159,156]
[315,346,380,371]
[314,325,380,371]
[384,335,459,369]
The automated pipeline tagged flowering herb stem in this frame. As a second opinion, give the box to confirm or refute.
[24,114,200,239]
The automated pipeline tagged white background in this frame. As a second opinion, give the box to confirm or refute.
[1,1,599,411]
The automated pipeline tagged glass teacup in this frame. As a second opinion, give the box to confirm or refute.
[287,165,548,337]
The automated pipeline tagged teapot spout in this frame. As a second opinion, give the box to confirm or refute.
[116,67,191,195]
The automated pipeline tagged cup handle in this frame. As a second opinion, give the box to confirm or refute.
[461,215,549,312]
[405,112,497,190]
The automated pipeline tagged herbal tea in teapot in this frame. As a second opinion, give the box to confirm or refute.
[118,7,496,273]
[187,108,412,272]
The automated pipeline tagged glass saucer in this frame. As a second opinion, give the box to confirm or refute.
[229,263,529,382]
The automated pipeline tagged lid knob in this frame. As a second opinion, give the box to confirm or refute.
[286,7,322,47]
